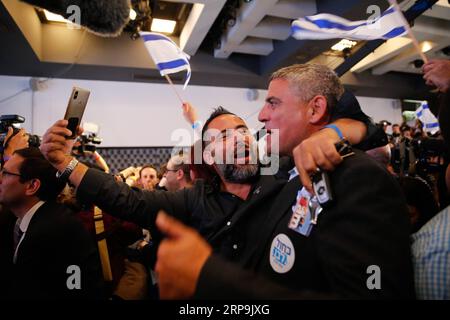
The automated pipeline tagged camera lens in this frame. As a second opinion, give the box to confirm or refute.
[74,91,78,99]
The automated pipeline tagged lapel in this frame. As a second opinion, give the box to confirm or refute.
[15,202,51,264]
[209,174,286,242]
[252,177,302,258]
[0,210,17,265]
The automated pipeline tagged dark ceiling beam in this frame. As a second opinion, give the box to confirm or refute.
[0,60,268,90]
[334,0,439,77]
[0,1,40,68]
[258,0,389,76]
[341,69,431,99]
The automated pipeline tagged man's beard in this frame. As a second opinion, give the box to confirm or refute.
[216,163,259,183]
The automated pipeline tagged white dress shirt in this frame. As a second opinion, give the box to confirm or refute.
[13,200,45,263]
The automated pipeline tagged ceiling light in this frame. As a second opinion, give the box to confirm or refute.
[421,41,433,53]
[151,18,176,34]
[129,9,137,21]
[43,9,68,23]
[331,39,357,52]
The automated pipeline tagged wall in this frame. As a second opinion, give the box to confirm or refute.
[356,96,404,127]
[0,75,403,146]
[0,76,33,130]
[0,75,265,147]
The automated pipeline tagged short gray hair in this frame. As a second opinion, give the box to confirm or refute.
[270,63,344,111]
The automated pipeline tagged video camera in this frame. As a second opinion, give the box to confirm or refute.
[413,137,447,175]
[0,114,41,150]
[76,133,102,153]
[74,122,102,154]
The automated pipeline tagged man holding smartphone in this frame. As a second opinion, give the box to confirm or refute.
[64,87,90,139]
[152,64,415,299]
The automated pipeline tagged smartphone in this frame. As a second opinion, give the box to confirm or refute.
[64,87,90,139]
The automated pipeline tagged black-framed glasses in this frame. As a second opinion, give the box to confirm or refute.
[0,168,23,178]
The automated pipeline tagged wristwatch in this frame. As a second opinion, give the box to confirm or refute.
[56,157,79,181]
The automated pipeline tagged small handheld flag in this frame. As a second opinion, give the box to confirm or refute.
[416,101,440,135]
[140,31,191,90]
[291,5,407,41]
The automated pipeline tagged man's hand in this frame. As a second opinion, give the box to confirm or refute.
[182,102,198,125]
[3,127,29,157]
[155,211,212,299]
[293,128,342,193]
[423,59,450,93]
[40,120,81,171]
[119,166,137,179]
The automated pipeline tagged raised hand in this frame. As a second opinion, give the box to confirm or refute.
[155,211,212,299]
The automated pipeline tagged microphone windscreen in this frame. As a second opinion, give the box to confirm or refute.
[21,0,130,37]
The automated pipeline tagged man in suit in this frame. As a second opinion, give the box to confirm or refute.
[153,64,415,299]
[0,147,103,299]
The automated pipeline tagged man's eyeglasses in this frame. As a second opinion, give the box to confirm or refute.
[0,168,23,178]
[216,127,251,141]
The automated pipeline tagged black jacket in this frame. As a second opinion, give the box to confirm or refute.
[195,150,415,299]
[76,169,286,265]
[1,201,104,299]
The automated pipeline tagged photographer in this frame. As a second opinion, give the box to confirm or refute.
[73,141,110,174]
[1,115,41,169]
[390,124,416,177]
[72,131,110,173]
[2,127,29,165]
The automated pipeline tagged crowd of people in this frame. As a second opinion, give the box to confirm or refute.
[0,59,449,300]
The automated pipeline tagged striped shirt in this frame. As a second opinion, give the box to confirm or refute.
[411,206,450,300]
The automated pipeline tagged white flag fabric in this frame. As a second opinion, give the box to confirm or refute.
[291,5,407,41]
[416,101,440,135]
[140,31,191,89]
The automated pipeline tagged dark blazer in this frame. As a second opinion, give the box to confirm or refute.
[1,201,104,299]
[196,150,415,299]
[0,207,16,299]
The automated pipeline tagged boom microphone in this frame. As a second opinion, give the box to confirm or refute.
[21,0,131,37]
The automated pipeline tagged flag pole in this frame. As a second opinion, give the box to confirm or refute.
[388,0,428,64]
[164,74,184,104]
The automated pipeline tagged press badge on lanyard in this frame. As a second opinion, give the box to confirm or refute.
[288,187,323,237]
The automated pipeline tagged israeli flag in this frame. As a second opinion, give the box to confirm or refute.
[140,32,191,89]
[291,5,407,41]
[416,101,440,135]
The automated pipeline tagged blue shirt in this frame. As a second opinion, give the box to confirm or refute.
[411,206,450,300]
